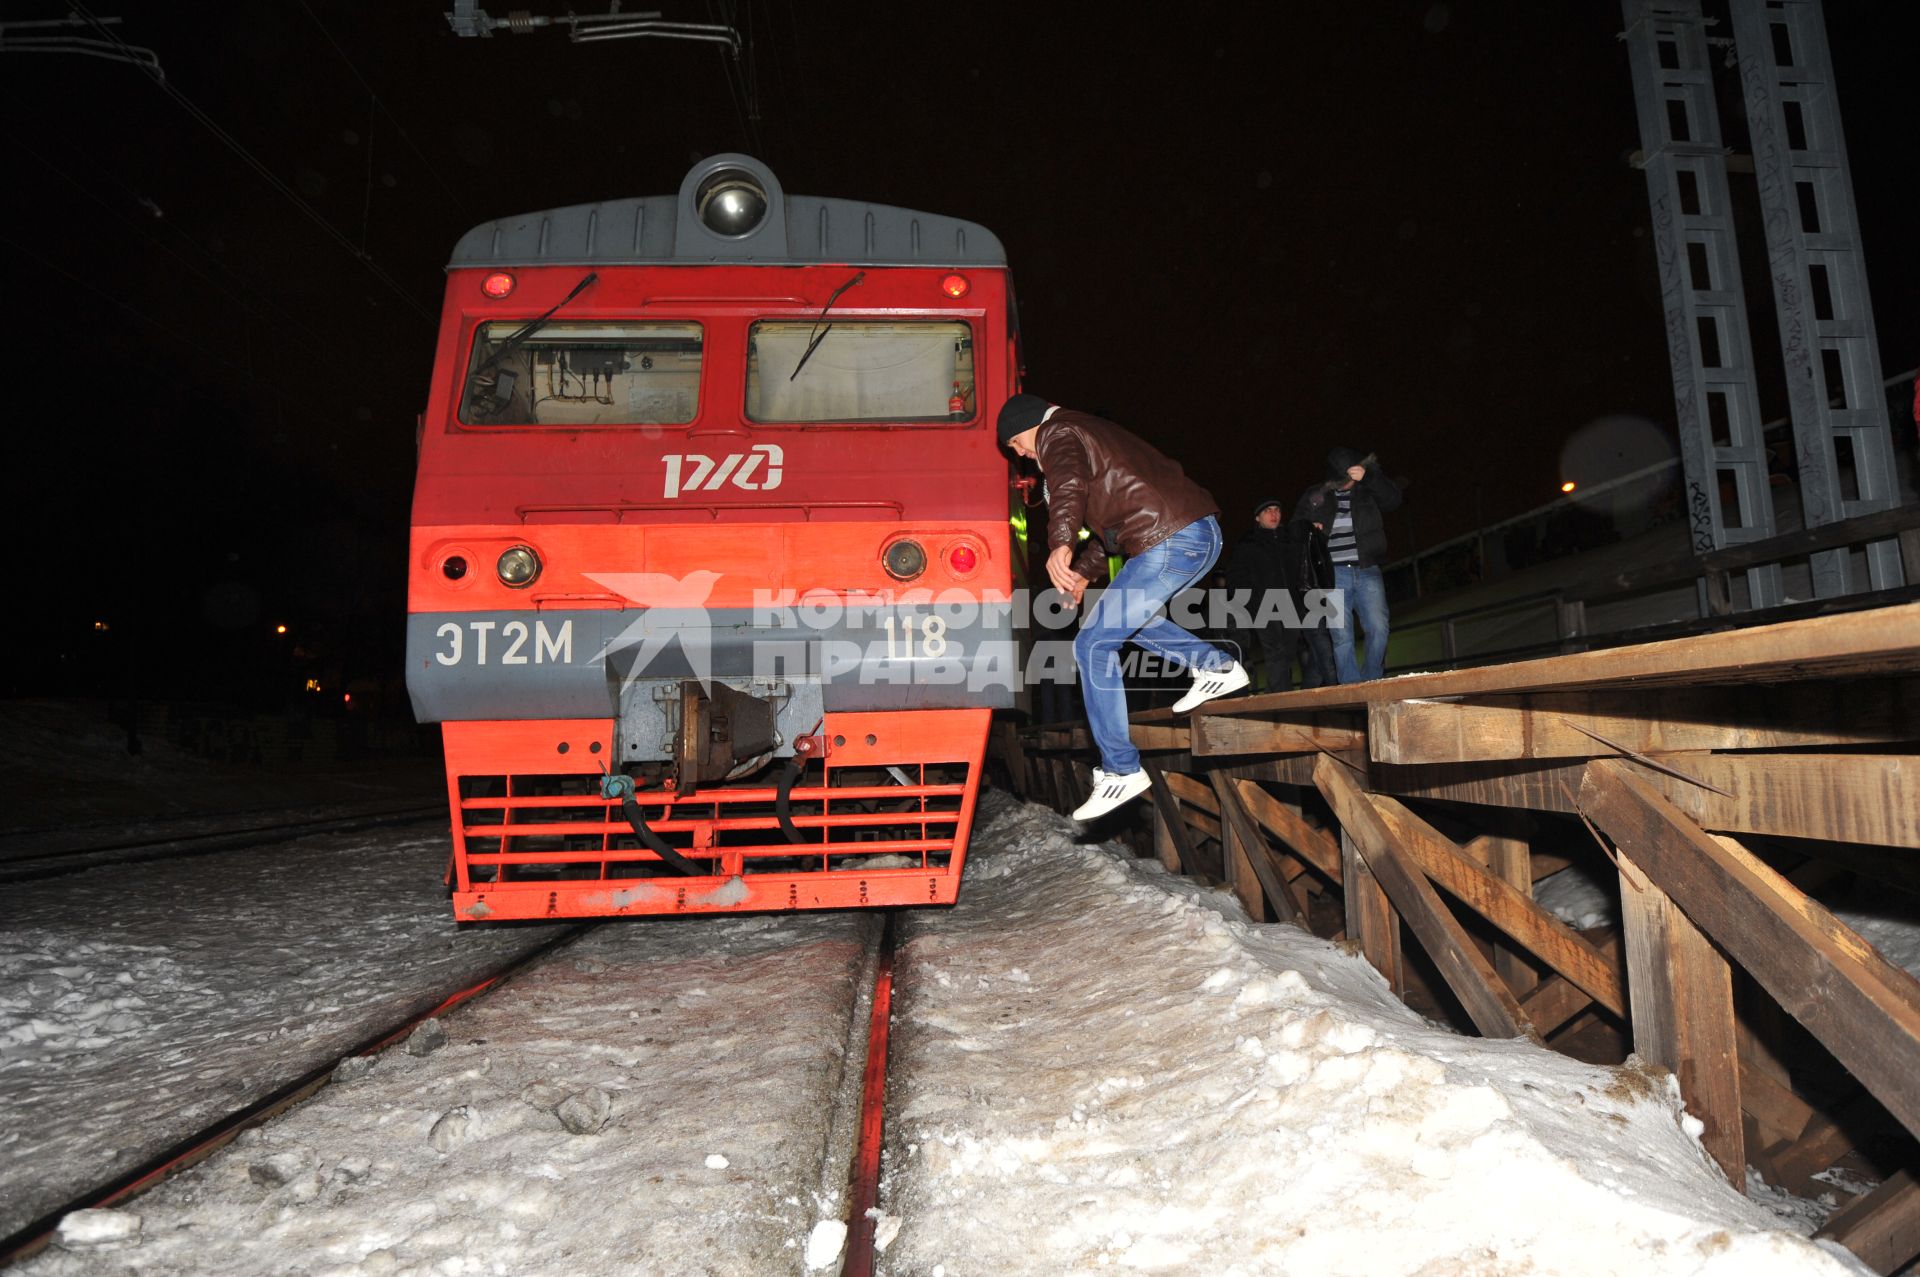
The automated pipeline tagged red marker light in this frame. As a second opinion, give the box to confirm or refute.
[940,273,969,299]
[949,544,978,575]
[481,272,516,299]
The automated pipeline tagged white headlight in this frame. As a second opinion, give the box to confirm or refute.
[497,546,541,588]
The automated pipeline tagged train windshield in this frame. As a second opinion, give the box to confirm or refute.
[458,321,703,426]
[746,320,974,424]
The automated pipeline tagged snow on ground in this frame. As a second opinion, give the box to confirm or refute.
[0,828,563,1240]
[17,912,877,1277]
[877,792,1870,1276]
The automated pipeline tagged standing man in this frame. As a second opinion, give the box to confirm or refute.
[998,395,1248,820]
[1227,498,1303,691]
[1292,447,1402,683]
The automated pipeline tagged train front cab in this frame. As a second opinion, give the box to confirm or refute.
[407,155,1017,921]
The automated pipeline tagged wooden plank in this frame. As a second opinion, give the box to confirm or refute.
[1377,754,1920,849]
[1210,772,1306,927]
[1616,850,1745,1187]
[1150,804,1182,874]
[1367,797,1624,1016]
[1339,826,1401,992]
[1142,760,1200,877]
[1205,601,1920,714]
[1162,771,1219,814]
[1815,1169,1920,1275]
[1129,723,1192,753]
[1315,757,1529,1038]
[1765,1102,1860,1188]
[1368,681,1920,764]
[1192,713,1366,757]
[1738,1061,1816,1148]
[1205,772,1268,923]
[1521,970,1599,1037]
[1579,759,1920,1146]
[1480,831,1538,996]
[1231,780,1343,885]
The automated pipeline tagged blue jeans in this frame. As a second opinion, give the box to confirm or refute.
[1331,564,1390,683]
[1073,516,1232,775]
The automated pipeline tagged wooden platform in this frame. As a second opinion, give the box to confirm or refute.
[1002,601,1920,1274]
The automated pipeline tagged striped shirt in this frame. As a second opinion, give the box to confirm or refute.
[1328,488,1359,564]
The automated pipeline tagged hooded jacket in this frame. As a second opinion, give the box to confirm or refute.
[1290,446,1403,570]
[1036,410,1219,581]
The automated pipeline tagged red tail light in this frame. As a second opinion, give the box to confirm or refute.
[948,544,978,575]
[940,273,969,299]
[481,272,516,298]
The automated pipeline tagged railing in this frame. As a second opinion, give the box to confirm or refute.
[1386,500,1920,674]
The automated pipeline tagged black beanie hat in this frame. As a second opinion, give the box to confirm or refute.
[997,394,1053,445]
[1254,497,1283,516]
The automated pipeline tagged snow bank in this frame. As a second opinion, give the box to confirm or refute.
[877,792,1869,1276]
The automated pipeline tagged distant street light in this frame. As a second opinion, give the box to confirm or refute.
[1561,481,1577,493]
[275,623,289,635]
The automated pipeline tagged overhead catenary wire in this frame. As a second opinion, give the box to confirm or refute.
[67,1,435,324]
[288,0,478,221]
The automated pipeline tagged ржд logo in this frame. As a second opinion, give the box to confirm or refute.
[662,444,784,498]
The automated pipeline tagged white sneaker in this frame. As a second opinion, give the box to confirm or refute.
[1072,768,1152,821]
[1171,661,1251,713]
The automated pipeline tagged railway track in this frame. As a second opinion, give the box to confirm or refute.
[0,800,448,884]
[1,907,902,1275]
[0,924,589,1267]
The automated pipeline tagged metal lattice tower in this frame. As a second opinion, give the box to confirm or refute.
[1621,0,1783,608]
[1729,0,1904,596]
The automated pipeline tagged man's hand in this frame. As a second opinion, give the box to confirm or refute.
[1047,544,1089,606]
[1346,465,1366,483]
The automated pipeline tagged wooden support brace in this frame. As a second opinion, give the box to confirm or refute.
[1579,759,1920,1150]
[1151,803,1182,874]
[1315,756,1529,1038]
[1210,771,1305,926]
[1129,723,1192,753]
[1815,1169,1920,1276]
[1364,796,1624,1017]
[1231,780,1343,885]
[1142,759,1200,877]
[1616,849,1745,1188]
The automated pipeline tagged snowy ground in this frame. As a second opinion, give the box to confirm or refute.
[875,793,1871,1276]
[0,827,564,1241]
[10,789,1894,1275]
[16,912,879,1277]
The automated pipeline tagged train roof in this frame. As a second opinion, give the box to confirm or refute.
[449,153,1006,271]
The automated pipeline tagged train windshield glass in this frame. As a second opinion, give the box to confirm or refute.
[458,321,703,426]
[746,320,974,424]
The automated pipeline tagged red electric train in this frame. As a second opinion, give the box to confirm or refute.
[407,155,1018,920]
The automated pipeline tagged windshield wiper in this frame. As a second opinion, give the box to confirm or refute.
[470,270,600,389]
[787,270,865,382]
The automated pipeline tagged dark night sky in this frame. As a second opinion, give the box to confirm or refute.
[7,1,1917,701]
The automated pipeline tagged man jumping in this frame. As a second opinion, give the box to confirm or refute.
[998,394,1248,821]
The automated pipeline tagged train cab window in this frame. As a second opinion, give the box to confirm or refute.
[745,320,975,424]
[458,321,703,426]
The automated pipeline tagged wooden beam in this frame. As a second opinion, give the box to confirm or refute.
[1579,760,1920,1146]
[1142,760,1200,877]
[1315,757,1528,1038]
[1368,682,1920,765]
[1365,797,1623,1016]
[1815,1169,1920,1276]
[1377,754,1920,850]
[1231,780,1343,885]
[1205,601,1920,715]
[1192,713,1366,757]
[1162,771,1219,814]
[1129,723,1192,753]
[1210,772,1305,926]
[1616,850,1745,1187]
[1479,831,1537,996]
[1150,804,1182,874]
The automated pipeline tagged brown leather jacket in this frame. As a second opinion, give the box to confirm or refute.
[1036,409,1220,582]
